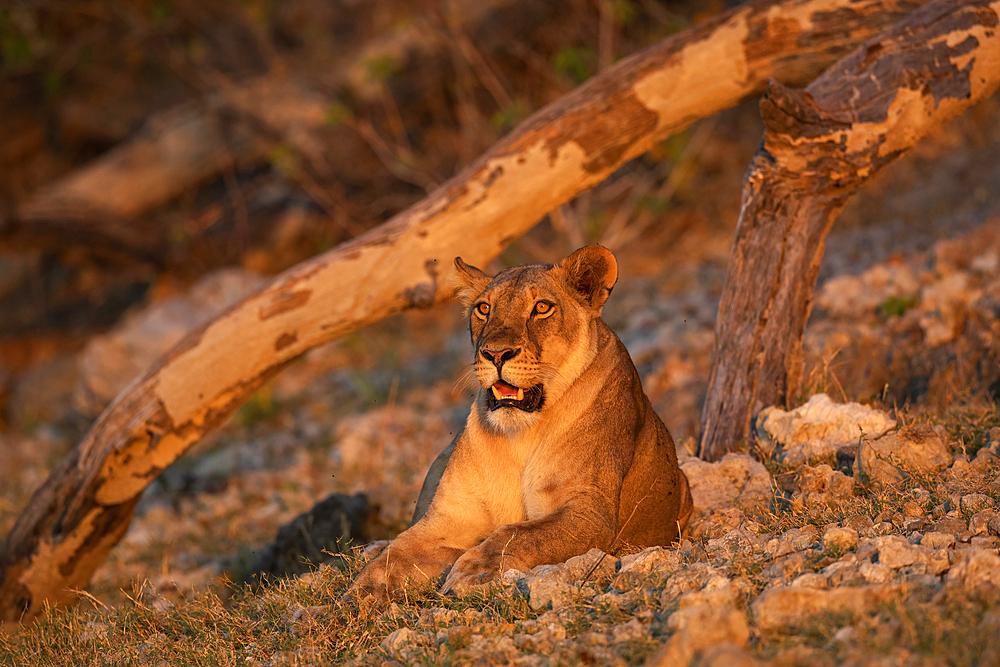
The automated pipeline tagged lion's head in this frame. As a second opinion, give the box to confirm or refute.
[452,246,619,433]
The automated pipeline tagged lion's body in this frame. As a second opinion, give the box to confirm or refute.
[350,246,692,598]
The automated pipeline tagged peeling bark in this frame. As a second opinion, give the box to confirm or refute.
[1,0,930,625]
[699,0,1000,461]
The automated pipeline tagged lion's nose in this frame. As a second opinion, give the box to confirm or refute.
[481,347,519,366]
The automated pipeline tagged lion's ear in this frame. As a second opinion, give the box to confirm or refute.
[452,257,492,306]
[558,245,618,311]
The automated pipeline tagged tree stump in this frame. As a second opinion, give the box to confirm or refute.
[699,0,1000,461]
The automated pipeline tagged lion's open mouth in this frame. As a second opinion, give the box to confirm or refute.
[486,380,544,412]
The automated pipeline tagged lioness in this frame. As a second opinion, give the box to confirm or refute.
[350,245,692,599]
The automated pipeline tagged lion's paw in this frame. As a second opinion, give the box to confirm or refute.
[440,546,506,594]
[359,539,391,562]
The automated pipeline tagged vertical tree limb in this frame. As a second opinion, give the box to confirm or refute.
[699,0,1000,461]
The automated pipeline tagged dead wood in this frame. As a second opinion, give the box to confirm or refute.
[4,77,326,259]
[0,0,929,625]
[0,0,529,261]
[699,0,1000,461]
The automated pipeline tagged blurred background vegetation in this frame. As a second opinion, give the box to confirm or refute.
[0,0,744,428]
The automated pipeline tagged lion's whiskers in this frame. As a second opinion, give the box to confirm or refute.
[452,364,481,394]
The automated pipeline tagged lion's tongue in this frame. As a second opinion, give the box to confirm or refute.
[491,380,524,401]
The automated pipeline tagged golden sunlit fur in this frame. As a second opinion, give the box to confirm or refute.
[349,246,692,600]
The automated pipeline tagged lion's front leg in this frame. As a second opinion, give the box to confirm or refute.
[350,531,465,602]
[440,501,616,593]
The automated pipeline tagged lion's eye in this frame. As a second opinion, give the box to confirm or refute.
[475,302,490,317]
[534,301,552,315]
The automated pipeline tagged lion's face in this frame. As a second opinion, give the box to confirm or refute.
[453,246,618,433]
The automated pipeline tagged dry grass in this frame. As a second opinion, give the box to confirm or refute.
[4,402,1000,666]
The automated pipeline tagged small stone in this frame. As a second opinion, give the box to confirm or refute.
[444,626,473,649]
[761,553,807,584]
[752,584,907,633]
[823,558,861,587]
[842,514,875,532]
[901,501,924,518]
[859,562,894,583]
[678,577,748,611]
[526,578,576,611]
[971,536,1000,550]
[855,425,951,487]
[690,508,745,540]
[766,527,819,558]
[918,272,981,345]
[989,474,1000,495]
[832,626,857,644]
[933,516,969,536]
[381,628,428,657]
[614,546,682,589]
[512,633,538,652]
[970,510,999,536]
[647,603,749,666]
[611,618,649,643]
[707,529,759,556]
[790,464,854,511]
[823,525,859,553]
[790,572,828,589]
[693,643,763,667]
[946,549,1000,594]
[952,458,972,476]
[579,631,610,646]
[756,394,896,462]
[863,522,896,538]
[563,548,617,583]
[659,564,730,605]
[681,454,774,514]
[874,535,948,574]
[420,607,459,627]
[541,619,567,641]
[973,448,999,472]
[875,536,920,569]
[961,494,993,514]
[816,262,919,319]
[921,531,956,549]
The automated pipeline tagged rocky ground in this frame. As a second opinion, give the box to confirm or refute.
[258,393,1000,666]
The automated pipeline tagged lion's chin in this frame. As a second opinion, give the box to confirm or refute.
[484,406,541,434]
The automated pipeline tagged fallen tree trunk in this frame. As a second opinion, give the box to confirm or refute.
[699,0,1000,461]
[0,0,928,625]
[3,77,328,261]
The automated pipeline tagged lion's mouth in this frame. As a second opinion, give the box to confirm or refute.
[486,380,544,412]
